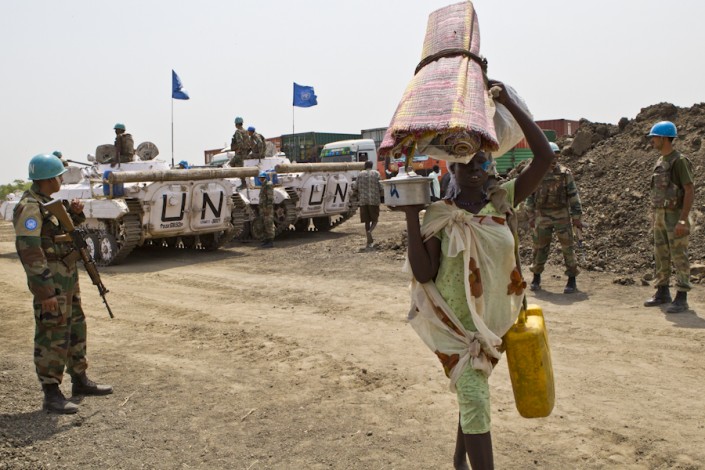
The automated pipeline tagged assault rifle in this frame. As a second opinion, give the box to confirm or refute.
[43,199,115,319]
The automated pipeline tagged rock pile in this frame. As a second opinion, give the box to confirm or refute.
[519,102,705,281]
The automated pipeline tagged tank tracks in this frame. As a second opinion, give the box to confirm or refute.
[107,199,142,265]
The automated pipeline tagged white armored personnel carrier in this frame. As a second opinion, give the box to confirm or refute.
[1,142,256,265]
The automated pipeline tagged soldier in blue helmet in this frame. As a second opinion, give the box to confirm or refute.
[257,171,275,248]
[247,126,266,159]
[13,154,113,414]
[643,121,695,313]
[113,123,135,164]
[525,142,583,294]
[229,117,250,167]
[177,160,190,169]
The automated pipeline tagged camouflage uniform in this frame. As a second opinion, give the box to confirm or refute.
[651,150,694,291]
[114,133,135,163]
[259,180,276,240]
[525,163,582,277]
[249,132,266,159]
[13,184,88,385]
[229,128,250,167]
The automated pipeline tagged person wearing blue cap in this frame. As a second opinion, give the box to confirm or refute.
[113,123,135,164]
[257,171,275,248]
[177,160,190,169]
[13,154,113,414]
[247,126,266,159]
[229,117,250,167]
[643,121,694,313]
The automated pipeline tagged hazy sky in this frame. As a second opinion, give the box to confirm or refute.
[2,0,703,184]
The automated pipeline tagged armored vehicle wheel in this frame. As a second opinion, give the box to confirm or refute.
[165,237,179,248]
[199,231,229,251]
[97,234,118,266]
[84,233,100,261]
[181,236,197,249]
[274,199,297,235]
[294,218,310,232]
[313,216,332,231]
[250,217,265,240]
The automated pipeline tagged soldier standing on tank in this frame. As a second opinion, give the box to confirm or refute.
[247,126,266,159]
[643,121,694,313]
[257,171,275,248]
[113,123,135,164]
[13,154,113,414]
[526,142,583,294]
[229,117,250,167]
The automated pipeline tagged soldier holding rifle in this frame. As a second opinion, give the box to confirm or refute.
[13,154,113,414]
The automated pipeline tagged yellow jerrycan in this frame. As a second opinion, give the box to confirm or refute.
[503,303,555,418]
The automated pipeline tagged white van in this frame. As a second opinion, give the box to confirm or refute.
[319,139,377,164]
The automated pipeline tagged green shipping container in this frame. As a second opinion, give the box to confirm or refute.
[494,148,534,175]
[280,132,361,162]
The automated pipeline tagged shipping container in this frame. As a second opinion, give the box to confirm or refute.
[266,136,282,153]
[536,119,581,137]
[361,127,387,151]
[280,132,361,162]
[494,148,534,175]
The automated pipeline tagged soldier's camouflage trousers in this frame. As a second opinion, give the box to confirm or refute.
[261,212,275,239]
[32,261,88,385]
[530,220,579,277]
[653,209,692,292]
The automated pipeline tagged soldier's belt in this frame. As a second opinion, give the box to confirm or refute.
[53,234,73,243]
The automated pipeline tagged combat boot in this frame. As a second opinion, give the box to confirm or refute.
[563,276,577,294]
[666,291,689,314]
[644,286,672,307]
[42,384,79,414]
[529,273,541,291]
[260,239,274,249]
[71,373,113,396]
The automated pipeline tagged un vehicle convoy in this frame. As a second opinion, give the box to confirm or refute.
[209,151,365,238]
[0,143,257,265]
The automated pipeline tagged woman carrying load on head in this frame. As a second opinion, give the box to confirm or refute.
[397,81,554,470]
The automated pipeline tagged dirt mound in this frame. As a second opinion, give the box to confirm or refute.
[526,101,705,280]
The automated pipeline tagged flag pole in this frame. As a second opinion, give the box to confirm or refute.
[171,98,174,168]
[292,106,295,160]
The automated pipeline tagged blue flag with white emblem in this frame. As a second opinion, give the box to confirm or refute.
[293,82,317,107]
[172,70,190,100]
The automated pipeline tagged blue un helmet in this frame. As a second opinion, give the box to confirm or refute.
[178,160,190,169]
[648,121,677,138]
[114,122,126,131]
[247,126,255,132]
[52,150,63,158]
[549,142,561,153]
[234,116,244,125]
[258,171,268,179]
[28,154,67,180]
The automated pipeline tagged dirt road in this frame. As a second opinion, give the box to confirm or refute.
[1,211,703,470]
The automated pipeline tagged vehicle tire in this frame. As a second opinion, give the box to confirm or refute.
[97,233,118,266]
[294,218,310,232]
[313,216,332,231]
[181,236,196,249]
[84,233,100,261]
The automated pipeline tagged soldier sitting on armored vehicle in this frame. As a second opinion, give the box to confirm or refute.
[247,126,266,159]
[113,122,135,164]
